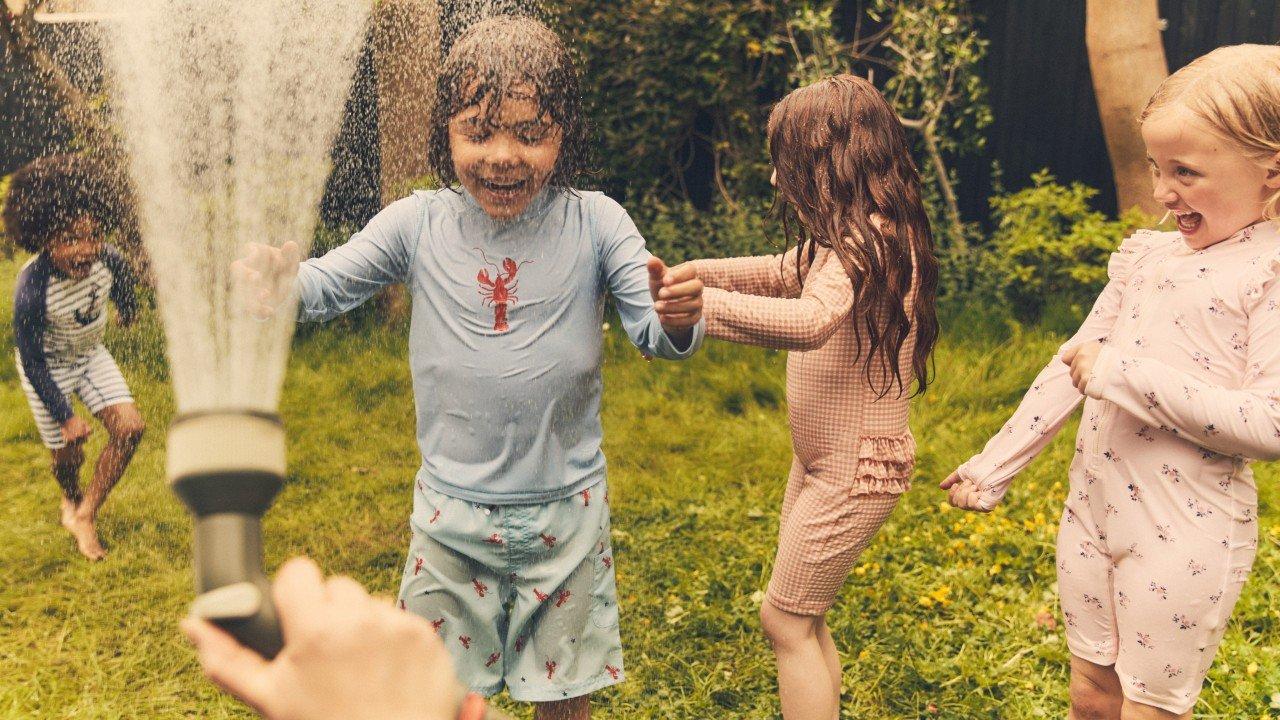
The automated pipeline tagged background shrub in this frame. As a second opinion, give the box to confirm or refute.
[988,170,1148,327]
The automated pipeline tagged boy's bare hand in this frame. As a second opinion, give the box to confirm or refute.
[61,416,92,446]
[647,257,703,330]
[939,470,992,512]
[231,241,302,320]
[181,557,460,720]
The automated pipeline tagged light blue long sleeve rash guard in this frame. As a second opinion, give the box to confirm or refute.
[297,187,704,504]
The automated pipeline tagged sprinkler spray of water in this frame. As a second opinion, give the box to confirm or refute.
[103,0,368,657]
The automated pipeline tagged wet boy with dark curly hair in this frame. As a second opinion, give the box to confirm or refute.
[5,154,144,562]
[227,14,704,720]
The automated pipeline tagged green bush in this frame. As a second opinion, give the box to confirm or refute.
[638,195,781,266]
[552,0,791,204]
[988,170,1148,326]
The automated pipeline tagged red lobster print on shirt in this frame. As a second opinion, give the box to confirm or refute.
[475,249,532,333]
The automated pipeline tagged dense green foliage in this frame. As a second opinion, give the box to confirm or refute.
[551,1,990,252]
[2,254,1278,718]
[552,0,785,205]
[989,171,1150,325]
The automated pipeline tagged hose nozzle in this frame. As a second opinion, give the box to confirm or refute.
[169,411,286,658]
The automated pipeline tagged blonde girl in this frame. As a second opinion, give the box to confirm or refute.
[943,45,1280,719]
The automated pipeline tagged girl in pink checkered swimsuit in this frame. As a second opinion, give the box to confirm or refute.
[943,45,1280,718]
[676,75,939,720]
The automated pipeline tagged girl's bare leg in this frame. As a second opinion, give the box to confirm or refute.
[51,445,89,553]
[815,617,843,719]
[1069,656,1123,720]
[68,403,145,560]
[762,601,836,720]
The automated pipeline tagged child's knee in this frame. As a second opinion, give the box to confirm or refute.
[1070,672,1123,720]
[111,416,145,446]
[759,601,817,650]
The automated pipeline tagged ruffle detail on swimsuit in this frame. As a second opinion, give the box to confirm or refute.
[1107,228,1177,281]
[850,434,916,496]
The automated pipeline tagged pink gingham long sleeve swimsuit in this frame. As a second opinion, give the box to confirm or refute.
[691,246,916,614]
[958,221,1280,714]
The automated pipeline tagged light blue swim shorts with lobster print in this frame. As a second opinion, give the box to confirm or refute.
[398,478,623,702]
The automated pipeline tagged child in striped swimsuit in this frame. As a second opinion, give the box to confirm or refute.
[6,155,145,561]
[681,75,939,720]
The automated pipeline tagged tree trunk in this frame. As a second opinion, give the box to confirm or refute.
[1085,0,1168,216]
[372,0,439,320]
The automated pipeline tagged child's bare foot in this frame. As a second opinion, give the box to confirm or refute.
[66,512,107,561]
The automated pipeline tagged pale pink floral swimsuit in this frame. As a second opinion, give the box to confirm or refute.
[958,222,1280,714]
[692,245,916,615]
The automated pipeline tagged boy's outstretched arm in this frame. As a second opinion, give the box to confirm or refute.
[233,196,423,323]
[597,197,704,359]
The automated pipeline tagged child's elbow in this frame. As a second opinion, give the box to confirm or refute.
[790,324,839,351]
[1250,433,1280,462]
[1230,423,1280,461]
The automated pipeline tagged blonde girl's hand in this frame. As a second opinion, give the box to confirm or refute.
[231,241,302,320]
[939,470,993,513]
[1061,341,1104,393]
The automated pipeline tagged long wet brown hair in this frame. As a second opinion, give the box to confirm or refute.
[768,74,939,397]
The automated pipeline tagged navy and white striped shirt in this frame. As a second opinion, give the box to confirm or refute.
[13,246,138,423]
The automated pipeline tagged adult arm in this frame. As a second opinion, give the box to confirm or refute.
[181,557,512,720]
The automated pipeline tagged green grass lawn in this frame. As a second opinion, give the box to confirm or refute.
[0,253,1276,719]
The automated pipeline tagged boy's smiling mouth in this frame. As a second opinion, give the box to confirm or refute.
[478,176,531,201]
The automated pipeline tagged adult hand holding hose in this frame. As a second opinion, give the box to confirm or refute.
[183,557,509,720]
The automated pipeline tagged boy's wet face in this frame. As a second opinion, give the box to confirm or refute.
[449,90,563,221]
[48,215,102,279]
[1142,105,1274,249]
